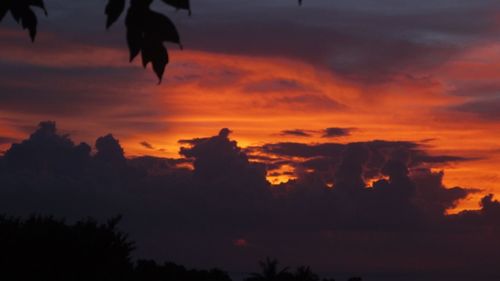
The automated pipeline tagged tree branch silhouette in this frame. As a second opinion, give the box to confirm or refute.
[0,0,304,83]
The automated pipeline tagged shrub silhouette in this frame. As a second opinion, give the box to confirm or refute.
[0,215,134,280]
[294,266,319,281]
[134,259,232,281]
[0,213,133,280]
[247,258,360,281]
[0,215,360,281]
[246,257,291,281]
[0,215,232,281]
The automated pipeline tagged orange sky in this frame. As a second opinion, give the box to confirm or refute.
[1,30,499,212]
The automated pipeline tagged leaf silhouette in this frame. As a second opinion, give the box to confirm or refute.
[0,0,308,82]
[21,8,37,41]
[131,0,153,9]
[1,2,9,21]
[105,0,125,29]
[161,0,191,15]
[1,0,47,42]
[141,35,169,82]
[125,3,180,83]
[126,25,142,62]
[144,10,181,46]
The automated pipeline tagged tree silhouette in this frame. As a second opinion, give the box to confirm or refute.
[0,214,363,281]
[294,266,319,281]
[0,0,304,83]
[134,259,232,281]
[0,215,134,280]
[246,257,291,281]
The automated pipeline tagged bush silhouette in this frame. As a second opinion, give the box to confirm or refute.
[246,257,291,281]
[0,215,134,280]
[134,259,232,281]
[246,258,358,281]
[0,215,360,281]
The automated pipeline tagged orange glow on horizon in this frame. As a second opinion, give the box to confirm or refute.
[1,33,499,213]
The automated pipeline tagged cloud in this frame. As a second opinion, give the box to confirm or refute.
[140,141,155,150]
[273,94,344,111]
[243,79,310,93]
[0,136,17,144]
[172,1,500,83]
[280,129,314,137]
[0,2,499,278]
[0,123,498,279]
[322,127,352,138]
[453,97,500,120]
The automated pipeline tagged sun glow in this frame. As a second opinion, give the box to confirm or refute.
[1,39,499,213]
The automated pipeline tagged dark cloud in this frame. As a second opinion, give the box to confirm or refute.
[172,1,500,83]
[277,127,353,138]
[453,97,500,120]
[322,127,352,138]
[140,141,155,150]
[258,142,344,158]
[280,129,314,137]
[0,136,17,144]
[95,134,126,165]
[273,94,344,111]
[179,128,267,190]
[250,139,474,197]
[0,121,497,281]
[410,152,473,165]
[0,61,147,116]
[243,79,310,93]
[0,1,499,278]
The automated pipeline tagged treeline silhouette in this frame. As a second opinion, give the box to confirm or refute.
[0,215,361,281]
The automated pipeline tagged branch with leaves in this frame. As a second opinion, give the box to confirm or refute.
[1,0,303,83]
[106,0,190,82]
[0,0,48,42]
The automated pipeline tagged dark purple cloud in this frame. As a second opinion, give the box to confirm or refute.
[0,136,17,144]
[322,127,352,138]
[0,121,497,280]
[140,141,155,150]
[280,129,314,137]
[453,97,500,120]
[170,1,500,83]
[1,1,500,278]
[243,79,310,93]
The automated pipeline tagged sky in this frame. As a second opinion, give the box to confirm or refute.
[1,1,500,280]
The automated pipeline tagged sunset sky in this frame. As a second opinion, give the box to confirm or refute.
[1,1,500,279]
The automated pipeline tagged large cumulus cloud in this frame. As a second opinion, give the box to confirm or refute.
[0,121,499,280]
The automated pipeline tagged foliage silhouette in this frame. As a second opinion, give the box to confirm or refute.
[0,0,47,42]
[0,0,305,83]
[134,259,232,281]
[246,259,359,281]
[294,266,320,281]
[0,214,134,280]
[108,0,188,83]
[0,215,361,281]
[246,257,291,281]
